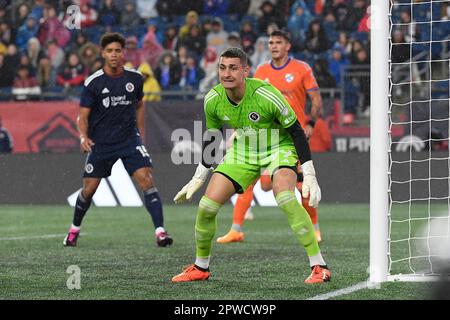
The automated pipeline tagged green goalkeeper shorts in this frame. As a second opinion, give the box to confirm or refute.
[214,145,298,193]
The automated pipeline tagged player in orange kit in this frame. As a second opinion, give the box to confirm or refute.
[217,30,326,244]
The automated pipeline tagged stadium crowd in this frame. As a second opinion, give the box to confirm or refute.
[0,0,446,120]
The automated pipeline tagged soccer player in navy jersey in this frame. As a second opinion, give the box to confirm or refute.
[63,32,173,247]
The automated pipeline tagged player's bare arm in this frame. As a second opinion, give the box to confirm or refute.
[77,107,94,152]
[136,99,145,143]
[308,90,323,120]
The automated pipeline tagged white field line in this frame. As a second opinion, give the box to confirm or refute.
[307,281,368,300]
[0,233,87,241]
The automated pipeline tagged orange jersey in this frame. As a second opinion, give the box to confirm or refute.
[254,58,319,127]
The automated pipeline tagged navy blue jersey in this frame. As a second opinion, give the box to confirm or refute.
[80,67,144,148]
[0,127,13,153]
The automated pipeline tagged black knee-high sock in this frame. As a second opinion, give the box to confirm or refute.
[72,192,92,227]
[144,187,164,229]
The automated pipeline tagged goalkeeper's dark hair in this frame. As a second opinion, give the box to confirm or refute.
[220,47,249,67]
[100,32,126,49]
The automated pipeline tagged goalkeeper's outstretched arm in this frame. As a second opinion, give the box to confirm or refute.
[285,121,322,208]
[173,130,220,203]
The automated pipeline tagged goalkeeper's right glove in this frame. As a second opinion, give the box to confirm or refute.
[173,162,212,204]
[301,160,321,208]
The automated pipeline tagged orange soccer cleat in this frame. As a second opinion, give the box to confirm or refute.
[171,264,210,283]
[216,229,244,244]
[304,265,331,284]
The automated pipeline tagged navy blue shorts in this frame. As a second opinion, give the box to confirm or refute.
[83,138,153,178]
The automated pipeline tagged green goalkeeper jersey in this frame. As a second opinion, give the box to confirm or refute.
[204,78,298,158]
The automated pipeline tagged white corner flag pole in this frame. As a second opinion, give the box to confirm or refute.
[370,0,390,283]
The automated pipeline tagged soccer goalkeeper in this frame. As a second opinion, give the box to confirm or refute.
[172,47,330,284]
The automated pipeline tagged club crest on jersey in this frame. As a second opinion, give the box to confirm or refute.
[85,163,94,174]
[285,73,294,83]
[102,97,110,108]
[126,82,134,92]
[248,112,260,122]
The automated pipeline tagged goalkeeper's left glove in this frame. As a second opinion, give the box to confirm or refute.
[301,160,321,208]
[173,162,212,204]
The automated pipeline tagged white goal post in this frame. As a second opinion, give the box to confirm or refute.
[371,0,450,283]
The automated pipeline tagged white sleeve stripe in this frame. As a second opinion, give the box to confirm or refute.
[84,69,104,87]
[204,90,217,101]
[204,92,218,106]
[255,88,284,112]
[257,87,287,111]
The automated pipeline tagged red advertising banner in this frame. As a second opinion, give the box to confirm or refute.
[0,101,79,153]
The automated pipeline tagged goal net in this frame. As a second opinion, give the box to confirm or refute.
[371,0,450,282]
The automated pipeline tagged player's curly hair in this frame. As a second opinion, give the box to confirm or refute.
[220,47,249,66]
[100,32,126,49]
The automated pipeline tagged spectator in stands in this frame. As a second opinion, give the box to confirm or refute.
[328,48,349,86]
[179,11,200,42]
[179,54,204,91]
[38,6,71,48]
[26,37,45,71]
[228,0,250,16]
[313,58,336,88]
[257,1,285,34]
[123,36,144,69]
[36,55,52,88]
[3,44,19,84]
[391,29,410,63]
[15,14,39,51]
[287,4,312,52]
[356,0,369,33]
[162,25,179,51]
[305,19,329,54]
[204,0,229,17]
[197,45,219,97]
[141,26,164,70]
[0,53,14,87]
[29,0,45,22]
[154,51,181,91]
[137,61,161,102]
[56,52,87,90]
[79,42,101,74]
[239,20,257,50]
[0,115,13,154]
[206,17,228,55]
[12,65,41,100]
[182,24,206,57]
[0,21,13,45]
[68,32,88,55]
[12,3,30,34]
[177,45,189,66]
[333,31,352,58]
[227,32,241,49]
[247,0,275,18]
[201,18,213,37]
[250,36,270,74]
[352,48,370,117]
[97,0,121,27]
[45,39,65,73]
[78,0,98,28]
[136,0,158,21]
[323,0,356,32]
[121,0,142,28]
[19,53,35,76]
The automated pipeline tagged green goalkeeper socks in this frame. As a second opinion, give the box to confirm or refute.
[275,191,320,257]
[195,196,222,259]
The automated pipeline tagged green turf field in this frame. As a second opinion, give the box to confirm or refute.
[0,204,439,300]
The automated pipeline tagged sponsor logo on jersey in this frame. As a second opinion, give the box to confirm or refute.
[126,82,134,92]
[248,112,260,122]
[285,73,294,83]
